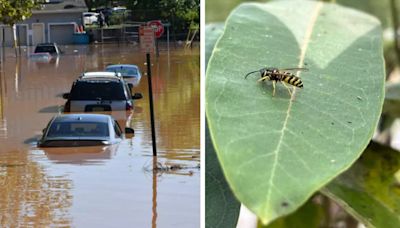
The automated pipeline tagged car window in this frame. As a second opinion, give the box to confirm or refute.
[69,81,127,100]
[113,121,122,137]
[47,122,109,137]
[106,67,138,76]
[35,46,57,54]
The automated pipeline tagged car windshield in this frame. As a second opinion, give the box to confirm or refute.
[70,81,127,100]
[47,122,109,137]
[106,67,138,77]
[35,46,57,54]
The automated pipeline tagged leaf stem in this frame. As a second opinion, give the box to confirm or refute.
[390,0,400,66]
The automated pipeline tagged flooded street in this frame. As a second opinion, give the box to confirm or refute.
[0,44,200,227]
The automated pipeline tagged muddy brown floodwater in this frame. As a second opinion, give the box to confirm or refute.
[0,44,200,227]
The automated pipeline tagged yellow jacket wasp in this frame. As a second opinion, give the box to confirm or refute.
[245,67,307,96]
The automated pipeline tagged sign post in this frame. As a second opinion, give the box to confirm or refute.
[146,53,157,157]
[140,25,157,156]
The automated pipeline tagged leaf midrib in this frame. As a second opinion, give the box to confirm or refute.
[263,1,324,217]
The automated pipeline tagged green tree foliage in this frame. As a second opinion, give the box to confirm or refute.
[129,0,199,33]
[0,0,38,49]
[85,0,199,34]
[160,0,199,23]
[0,0,38,26]
[84,0,110,10]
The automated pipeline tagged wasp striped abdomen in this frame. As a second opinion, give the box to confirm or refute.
[282,74,303,88]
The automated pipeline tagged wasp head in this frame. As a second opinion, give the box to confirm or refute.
[264,67,279,73]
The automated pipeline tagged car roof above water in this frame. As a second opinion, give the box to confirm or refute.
[52,114,111,123]
[79,71,122,80]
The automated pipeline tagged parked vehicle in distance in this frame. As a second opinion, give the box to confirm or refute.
[34,43,61,55]
[83,12,99,25]
[38,114,134,147]
[63,71,142,112]
[29,52,53,63]
[105,64,142,86]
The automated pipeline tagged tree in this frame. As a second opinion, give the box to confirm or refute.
[160,0,200,40]
[0,0,38,53]
[84,0,111,11]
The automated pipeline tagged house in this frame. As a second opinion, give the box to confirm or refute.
[0,0,88,46]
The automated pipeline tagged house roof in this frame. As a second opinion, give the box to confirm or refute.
[33,0,88,14]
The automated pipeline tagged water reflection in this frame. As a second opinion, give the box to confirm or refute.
[0,44,199,227]
[152,157,158,228]
[0,151,72,227]
[41,145,118,165]
[0,61,6,139]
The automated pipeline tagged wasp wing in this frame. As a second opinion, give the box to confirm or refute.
[279,67,309,72]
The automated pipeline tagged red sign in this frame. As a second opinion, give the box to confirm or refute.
[139,26,155,52]
[148,20,164,38]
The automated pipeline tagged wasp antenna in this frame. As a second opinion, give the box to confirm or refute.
[244,70,259,79]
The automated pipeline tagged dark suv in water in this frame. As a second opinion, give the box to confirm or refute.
[63,72,142,112]
[34,43,61,55]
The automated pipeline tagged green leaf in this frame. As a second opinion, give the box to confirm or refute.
[206,23,224,68]
[261,197,324,228]
[206,23,240,228]
[322,142,400,228]
[206,120,241,228]
[205,0,266,23]
[206,0,385,225]
[336,0,396,29]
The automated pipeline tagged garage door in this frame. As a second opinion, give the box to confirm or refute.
[0,27,13,46]
[0,25,27,46]
[16,26,27,46]
[49,24,75,44]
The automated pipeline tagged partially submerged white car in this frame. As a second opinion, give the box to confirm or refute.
[38,114,134,147]
[105,64,142,86]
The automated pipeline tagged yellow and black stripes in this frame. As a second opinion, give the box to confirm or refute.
[282,74,303,88]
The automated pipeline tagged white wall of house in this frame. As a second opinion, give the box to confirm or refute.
[0,11,85,46]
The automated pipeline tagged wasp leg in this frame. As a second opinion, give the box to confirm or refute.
[282,82,293,96]
[257,76,270,82]
[272,81,276,96]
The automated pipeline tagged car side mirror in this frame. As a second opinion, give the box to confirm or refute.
[128,83,133,91]
[125,127,134,134]
[132,93,143,100]
[62,93,70,99]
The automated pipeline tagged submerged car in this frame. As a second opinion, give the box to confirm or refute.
[34,43,61,55]
[38,114,134,147]
[29,52,53,63]
[63,71,142,112]
[105,64,142,86]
